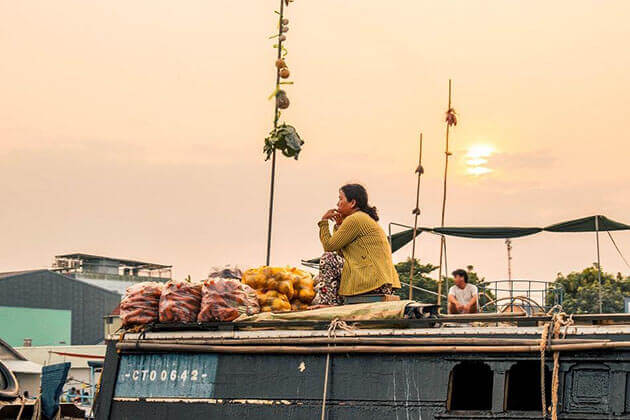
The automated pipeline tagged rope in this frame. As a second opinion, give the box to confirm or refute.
[326,319,357,338]
[539,307,574,420]
[32,396,41,420]
[321,319,357,420]
[539,321,550,418]
[607,231,630,271]
[16,396,25,420]
[320,353,330,420]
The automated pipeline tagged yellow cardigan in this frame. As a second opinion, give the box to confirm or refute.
[318,211,401,296]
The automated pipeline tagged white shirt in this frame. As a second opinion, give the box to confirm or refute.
[448,283,478,307]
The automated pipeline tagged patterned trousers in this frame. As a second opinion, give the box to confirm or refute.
[312,252,393,306]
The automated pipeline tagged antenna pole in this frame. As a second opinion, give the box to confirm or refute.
[408,133,424,300]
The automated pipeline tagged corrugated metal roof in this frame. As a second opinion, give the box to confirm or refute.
[54,253,171,269]
[1,359,42,374]
[0,269,46,279]
[72,278,133,296]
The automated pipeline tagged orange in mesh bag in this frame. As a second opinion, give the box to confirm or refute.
[198,278,260,322]
[243,266,315,311]
[120,282,164,327]
[158,278,202,323]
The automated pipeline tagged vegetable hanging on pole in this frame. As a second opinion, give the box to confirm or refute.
[264,0,305,266]
[408,133,424,300]
[437,79,456,310]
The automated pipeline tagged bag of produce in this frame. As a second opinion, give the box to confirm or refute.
[120,282,164,327]
[198,278,260,322]
[158,278,202,323]
[242,266,316,311]
[257,290,291,312]
[208,265,243,280]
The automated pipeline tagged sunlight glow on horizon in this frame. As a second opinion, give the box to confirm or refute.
[465,144,495,176]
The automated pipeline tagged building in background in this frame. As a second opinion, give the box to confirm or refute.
[0,253,171,346]
[53,253,171,295]
[0,270,120,346]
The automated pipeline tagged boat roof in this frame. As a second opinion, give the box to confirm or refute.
[115,323,630,341]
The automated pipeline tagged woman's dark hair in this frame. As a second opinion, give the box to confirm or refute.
[340,184,379,221]
[452,269,469,283]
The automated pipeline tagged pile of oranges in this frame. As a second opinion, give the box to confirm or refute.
[242,266,315,312]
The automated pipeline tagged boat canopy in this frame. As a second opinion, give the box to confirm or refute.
[396,215,630,246]
[303,215,630,266]
[544,215,630,233]
[430,226,542,239]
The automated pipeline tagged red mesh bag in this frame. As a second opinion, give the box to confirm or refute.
[120,282,164,327]
[158,280,202,323]
[198,278,260,322]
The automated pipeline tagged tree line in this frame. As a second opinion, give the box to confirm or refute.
[394,259,629,314]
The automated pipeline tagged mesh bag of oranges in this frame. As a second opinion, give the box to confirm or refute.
[120,282,164,327]
[198,278,260,322]
[242,266,315,312]
[158,278,203,323]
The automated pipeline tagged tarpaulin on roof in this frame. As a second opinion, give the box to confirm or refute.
[544,215,630,232]
[235,300,412,322]
[41,362,70,419]
[390,228,423,252]
[432,226,542,239]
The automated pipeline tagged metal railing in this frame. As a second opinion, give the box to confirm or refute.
[477,279,564,314]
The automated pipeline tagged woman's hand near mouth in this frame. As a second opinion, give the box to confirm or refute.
[332,212,344,227]
[321,209,338,221]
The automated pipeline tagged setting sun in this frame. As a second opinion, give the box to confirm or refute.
[465,144,495,176]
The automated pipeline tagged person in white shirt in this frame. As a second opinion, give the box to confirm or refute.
[448,269,478,314]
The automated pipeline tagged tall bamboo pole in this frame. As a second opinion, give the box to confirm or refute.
[437,80,454,308]
[265,0,286,266]
[408,133,424,300]
[596,215,602,313]
[506,238,513,302]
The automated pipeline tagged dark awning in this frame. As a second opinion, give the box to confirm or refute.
[302,229,423,266]
[544,215,630,232]
[390,229,423,252]
[302,215,630,268]
[432,226,542,239]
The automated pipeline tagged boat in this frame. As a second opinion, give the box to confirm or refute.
[94,306,630,420]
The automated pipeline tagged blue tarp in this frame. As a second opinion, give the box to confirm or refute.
[41,362,70,420]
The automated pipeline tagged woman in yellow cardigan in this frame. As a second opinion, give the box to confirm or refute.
[313,184,400,305]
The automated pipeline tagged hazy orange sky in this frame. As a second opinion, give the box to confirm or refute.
[2,1,630,286]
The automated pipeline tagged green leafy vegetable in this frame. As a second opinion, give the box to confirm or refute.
[264,123,304,161]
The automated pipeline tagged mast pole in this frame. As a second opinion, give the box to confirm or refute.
[437,80,453,309]
[265,0,286,266]
[408,133,424,300]
[596,215,602,313]
[506,238,513,303]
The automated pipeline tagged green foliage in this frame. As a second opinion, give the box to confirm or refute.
[393,258,439,303]
[394,260,494,311]
[548,265,630,313]
[264,123,304,161]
